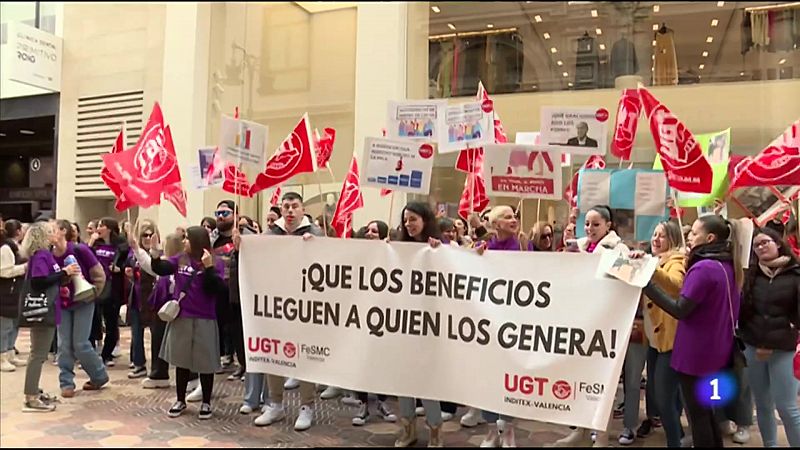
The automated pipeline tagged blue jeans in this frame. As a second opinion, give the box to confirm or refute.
[648,347,684,448]
[243,372,269,408]
[58,302,109,390]
[129,306,146,367]
[744,343,800,447]
[398,397,443,427]
[0,316,19,352]
[624,342,657,430]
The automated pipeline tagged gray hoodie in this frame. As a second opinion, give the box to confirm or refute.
[263,216,324,237]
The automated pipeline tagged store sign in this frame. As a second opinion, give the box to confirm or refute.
[5,22,62,92]
[0,187,52,201]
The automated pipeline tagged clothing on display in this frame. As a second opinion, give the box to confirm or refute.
[574,32,600,89]
[653,24,678,86]
[741,7,800,53]
[610,37,639,79]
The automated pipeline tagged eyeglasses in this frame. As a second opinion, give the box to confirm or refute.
[142,232,154,238]
[541,233,553,240]
[753,239,774,249]
[215,210,232,218]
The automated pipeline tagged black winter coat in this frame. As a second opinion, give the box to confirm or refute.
[740,263,800,351]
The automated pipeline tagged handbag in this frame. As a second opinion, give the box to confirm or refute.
[17,275,58,328]
[157,268,196,323]
[716,261,747,372]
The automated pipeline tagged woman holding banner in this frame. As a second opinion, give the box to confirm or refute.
[628,221,686,447]
[642,215,744,448]
[395,201,445,448]
[553,205,628,448]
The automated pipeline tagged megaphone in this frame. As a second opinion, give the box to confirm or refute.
[64,255,96,302]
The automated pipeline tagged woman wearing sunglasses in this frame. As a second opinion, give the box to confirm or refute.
[527,221,555,252]
[126,221,159,380]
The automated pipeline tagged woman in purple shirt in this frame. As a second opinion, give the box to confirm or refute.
[643,214,744,448]
[151,226,227,421]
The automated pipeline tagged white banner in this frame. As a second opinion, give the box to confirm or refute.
[239,236,641,430]
[219,115,268,167]
[362,137,434,194]
[5,22,62,92]
[482,143,563,200]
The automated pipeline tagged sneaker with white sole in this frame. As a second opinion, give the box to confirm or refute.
[186,384,203,402]
[377,400,397,422]
[22,396,56,413]
[283,378,300,390]
[352,401,369,426]
[128,366,147,379]
[112,345,121,358]
[341,392,361,407]
[167,401,187,418]
[733,426,750,444]
[415,406,425,416]
[461,407,486,428]
[198,403,212,420]
[549,428,592,447]
[680,435,693,448]
[481,425,501,448]
[618,428,635,446]
[441,411,454,422]
[320,386,342,400]
[294,405,314,431]
[254,404,285,426]
[498,419,516,448]
[128,362,135,369]
[240,404,255,414]
[142,378,170,389]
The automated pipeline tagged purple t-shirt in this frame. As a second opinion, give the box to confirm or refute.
[167,254,225,320]
[28,249,63,325]
[671,259,740,376]
[487,236,523,251]
[93,243,117,277]
[53,242,99,310]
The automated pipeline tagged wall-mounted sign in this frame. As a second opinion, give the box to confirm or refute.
[4,22,62,92]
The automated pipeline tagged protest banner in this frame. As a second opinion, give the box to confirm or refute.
[482,144,563,200]
[219,115,268,167]
[515,132,571,167]
[362,137,434,195]
[441,101,494,153]
[239,236,641,431]
[386,100,446,145]
[197,147,223,188]
[576,169,669,242]
[540,106,609,156]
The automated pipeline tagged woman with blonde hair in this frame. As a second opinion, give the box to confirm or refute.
[527,221,555,252]
[126,220,159,379]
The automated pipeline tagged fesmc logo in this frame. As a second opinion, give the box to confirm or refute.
[503,373,605,412]
[248,337,331,365]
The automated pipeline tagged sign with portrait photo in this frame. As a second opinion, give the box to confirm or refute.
[540,107,610,156]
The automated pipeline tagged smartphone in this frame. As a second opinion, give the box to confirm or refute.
[565,239,579,252]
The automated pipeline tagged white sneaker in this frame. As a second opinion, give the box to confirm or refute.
[187,378,200,392]
[680,435,693,448]
[341,392,361,407]
[294,405,314,431]
[733,426,751,444]
[461,407,486,428]
[415,406,425,416]
[481,425,501,447]
[8,351,27,367]
[112,345,121,358]
[0,353,16,372]
[618,428,635,446]
[284,378,300,390]
[377,400,397,423]
[186,384,203,402]
[142,378,170,389]
[352,401,369,426]
[254,404,285,426]
[548,428,592,447]
[320,386,342,400]
[593,431,608,448]
[239,404,254,414]
[498,419,516,448]
[441,411,454,422]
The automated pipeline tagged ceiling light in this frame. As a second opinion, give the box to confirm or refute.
[740,71,745,76]
[534,15,542,23]
[563,72,569,78]
[447,23,456,30]
[595,28,602,35]
[599,43,606,50]
[711,19,719,27]
[779,58,787,64]
[591,9,598,17]
[543,32,550,39]
[652,55,655,60]
[557,60,564,66]
[653,4,660,12]
[550,47,557,53]
[702,51,709,57]
[653,23,659,31]
[568,82,574,87]
[699,64,705,70]
[652,40,657,46]
[19,130,34,135]
[0,133,5,137]
[706,36,713,43]
[486,23,494,28]
[717,1,724,6]
[431,5,440,13]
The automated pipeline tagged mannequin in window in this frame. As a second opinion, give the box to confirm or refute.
[611,34,639,79]
[653,23,678,86]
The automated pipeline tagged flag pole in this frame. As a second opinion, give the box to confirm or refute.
[387,191,396,242]
[536,199,542,223]
[313,170,329,237]
[233,106,242,227]
[672,188,686,249]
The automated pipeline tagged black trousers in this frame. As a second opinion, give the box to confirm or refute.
[679,373,724,448]
[100,301,122,362]
[216,302,232,358]
[357,392,388,403]
[230,302,246,371]
[148,316,170,380]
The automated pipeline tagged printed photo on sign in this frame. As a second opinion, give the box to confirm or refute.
[362,137,434,195]
[198,147,223,187]
[540,107,609,156]
[515,132,571,167]
[482,144,563,200]
[386,100,446,143]
[440,101,494,153]
[219,115,268,167]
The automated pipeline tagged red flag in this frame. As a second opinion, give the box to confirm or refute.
[455,147,483,173]
[222,164,252,197]
[729,120,800,190]
[639,87,712,193]
[100,127,134,212]
[456,82,508,174]
[477,81,508,144]
[270,186,282,206]
[610,89,640,160]
[458,148,489,220]
[102,103,180,207]
[205,147,225,185]
[160,125,187,216]
[564,155,606,208]
[331,153,364,238]
[380,189,392,197]
[781,209,792,224]
[250,113,316,196]
[314,127,336,169]
[163,185,187,217]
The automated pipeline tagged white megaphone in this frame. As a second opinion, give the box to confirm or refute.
[64,255,96,302]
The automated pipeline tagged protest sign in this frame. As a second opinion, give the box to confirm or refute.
[219,115,268,167]
[362,137,434,195]
[198,147,223,187]
[239,236,641,431]
[482,144,563,200]
[597,250,659,288]
[577,169,669,242]
[386,100,446,145]
[515,132,571,167]
[440,101,494,153]
[540,107,609,156]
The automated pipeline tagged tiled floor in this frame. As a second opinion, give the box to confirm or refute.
[0,328,788,447]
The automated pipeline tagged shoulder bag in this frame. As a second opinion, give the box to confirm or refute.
[157,267,197,323]
[17,274,58,328]
[716,261,747,372]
